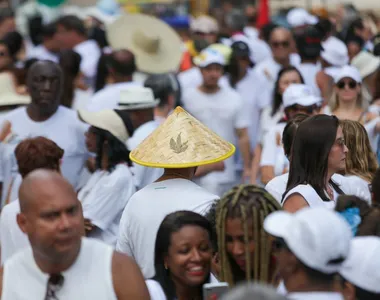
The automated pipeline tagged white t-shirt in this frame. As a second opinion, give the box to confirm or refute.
[0,199,29,264]
[26,44,58,62]
[260,123,288,177]
[297,63,321,96]
[73,40,101,80]
[87,81,142,112]
[126,120,164,190]
[71,88,93,111]
[259,106,284,144]
[178,67,229,92]
[288,292,344,300]
[116,179,218,279]
[78,164,136,246]
[182,87,250,184]
[2,106,89,190]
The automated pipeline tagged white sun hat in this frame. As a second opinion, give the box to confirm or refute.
[321,36,349,67]
[264,207,352,274]
[351,51,380,79]
[334,65,362,83]
[193,48,226,68]
[340,236,380,294]
[118,86,159,110]
[0,73,30,107]
[106,13,183,74]
[78,109,129,143]
[130,106,235,168]
[282,84,322,108]
[287,8,318,28]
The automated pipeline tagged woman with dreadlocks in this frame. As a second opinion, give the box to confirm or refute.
[216,184,281,286]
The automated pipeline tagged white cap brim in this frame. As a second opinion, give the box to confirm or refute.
[264,211,293,238]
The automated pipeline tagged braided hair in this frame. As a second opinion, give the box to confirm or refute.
[216,185,281,286]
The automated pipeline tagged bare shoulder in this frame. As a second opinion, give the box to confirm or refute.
[112,252,150,300]
[0,266,3,296]
[283,193,309,213]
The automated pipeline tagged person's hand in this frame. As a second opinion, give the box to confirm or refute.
[84,218,94,232]
[242,167,251,183]
[0,121,12,142]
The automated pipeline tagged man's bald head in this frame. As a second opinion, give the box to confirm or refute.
[19,169,75,213]
[270,27,292,42]
[269,27,292,63]
[108,49,136,78]
[27,60,63,82]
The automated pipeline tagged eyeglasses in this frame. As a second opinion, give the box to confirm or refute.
[271,40,290,48]
[337,80,358,89]
[45,274,64,300]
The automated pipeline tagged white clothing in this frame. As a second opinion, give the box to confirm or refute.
[71,88,93,111]
[182,87,249,190]
[259,106,284,143]
[116,179,218,279]
[297,63,321,96]
[0,199,28,264]
[364,116,380,152]
[283,185,338,209]
[73,40,101,80]
[26,45,58,62]
[344,175,371,203]
[0,142,19,206]
[266,173,372,205]
[2,238,117,300]
[78,164,136,246]
[126,120,163,189]
[178,67,229,92]
[2,106,89,189]
[260,123,288,178]
[288,292,343,300]
[87,81,141,112]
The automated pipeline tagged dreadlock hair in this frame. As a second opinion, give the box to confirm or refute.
[216,185,281,286]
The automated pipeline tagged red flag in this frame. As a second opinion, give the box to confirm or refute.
[257,0,270,28]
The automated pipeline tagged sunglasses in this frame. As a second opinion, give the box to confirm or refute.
[337,80,358,89]
[271,40,290,48]
[44,274,64,300]
[288,103,322,114]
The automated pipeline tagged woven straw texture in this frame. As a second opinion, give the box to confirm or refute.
[130,106,235,168]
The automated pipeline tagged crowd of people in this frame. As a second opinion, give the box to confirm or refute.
[0,1,379,299]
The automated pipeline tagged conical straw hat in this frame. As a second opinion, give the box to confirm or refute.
[130,107,235,168]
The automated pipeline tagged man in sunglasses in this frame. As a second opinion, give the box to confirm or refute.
[0,169,150,299]
[264,207,352,299]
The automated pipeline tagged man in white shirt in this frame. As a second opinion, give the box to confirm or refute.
[117,106,235,279]
[182,48,251,196]
[0,169,150,299]
[118,86,162,190]
[87,49,141,112]
[0,60,89,194]
[56,15,101,85]
[264,207,351,300]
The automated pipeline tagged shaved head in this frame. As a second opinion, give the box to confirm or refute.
[269,27,292,63]
[19,169,73,213]
[108,49,136,77]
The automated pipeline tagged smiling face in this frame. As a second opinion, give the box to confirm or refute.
[328,126,348,174]
[27,61,63,116]
[225,217,255,272]
[335,77,361,104]
[165,225,212,287]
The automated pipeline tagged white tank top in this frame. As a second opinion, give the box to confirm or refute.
[283,184,336,209]
[2,238,117,300]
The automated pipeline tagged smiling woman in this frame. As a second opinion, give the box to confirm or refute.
[147,211,214,300]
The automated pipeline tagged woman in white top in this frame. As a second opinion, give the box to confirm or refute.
[340,120,378,193]
[325,65,377,124]
[283,115,349,212]
[77,109,136,246]
[146,211,214,300]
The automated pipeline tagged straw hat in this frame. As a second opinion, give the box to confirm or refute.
[118,86,159,110]
[351,51,380,79]
[0,73,30,106]
[78,110,129,143]
[130,106,235,168]
[106,14,183,74]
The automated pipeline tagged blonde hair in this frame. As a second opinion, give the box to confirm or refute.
[329,86,368,112]
[216,185,281,287]
[340,120,378,182]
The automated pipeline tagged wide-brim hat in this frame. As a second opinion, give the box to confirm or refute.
[118,86,160,110]
[78,109,129,143]
[351,51,380,79]
[130,106,235,168]
[106,13,183,74]
[0,73,30,106]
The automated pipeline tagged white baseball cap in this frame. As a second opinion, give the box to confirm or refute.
[118,86,159,110]
[334,65,362,84]
[287,8,318,28]
[264,207,352,274]
[194,48,226,68]
[282,84,322,108]
[340,236,380,293]
[321,36,349,67]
